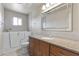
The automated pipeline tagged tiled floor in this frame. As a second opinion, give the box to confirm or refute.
[1,46,29,56]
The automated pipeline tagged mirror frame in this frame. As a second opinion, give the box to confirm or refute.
[41,3,73,32]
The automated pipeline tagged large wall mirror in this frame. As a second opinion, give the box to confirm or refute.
[41,3,73,31]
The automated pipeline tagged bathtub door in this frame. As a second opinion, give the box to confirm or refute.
[18,32,25,45]
[10,32,20,48]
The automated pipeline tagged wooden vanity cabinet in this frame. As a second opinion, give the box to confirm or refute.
[29,37,79,56]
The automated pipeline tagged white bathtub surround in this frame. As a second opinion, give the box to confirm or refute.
[2,32,10,51]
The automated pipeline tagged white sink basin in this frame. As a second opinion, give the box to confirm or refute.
[41,37,55,40]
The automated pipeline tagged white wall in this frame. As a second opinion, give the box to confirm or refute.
[28,5,42,34]
[4,9,29,31]
[0,3,4,55]
[29,4,79,40]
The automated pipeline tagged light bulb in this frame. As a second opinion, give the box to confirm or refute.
[46,3,50,8]
[42,5,46,10]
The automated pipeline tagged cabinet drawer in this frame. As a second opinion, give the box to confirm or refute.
[50,44,79,56]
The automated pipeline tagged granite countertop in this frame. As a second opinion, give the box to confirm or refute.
[30,35,79,53]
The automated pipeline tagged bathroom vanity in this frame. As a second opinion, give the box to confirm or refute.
[29,36,79,56]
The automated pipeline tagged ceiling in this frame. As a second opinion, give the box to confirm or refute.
[2,3,44,14]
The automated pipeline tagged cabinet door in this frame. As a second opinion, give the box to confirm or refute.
[50,44,63,56]
[33,39,40,56]
[39,41,49,56]
[50,44,79,56]
[29,37,40,56]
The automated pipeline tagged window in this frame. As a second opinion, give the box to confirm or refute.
[13,17,22,26]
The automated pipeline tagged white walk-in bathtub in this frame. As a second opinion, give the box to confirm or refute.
[2,31,31,55]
